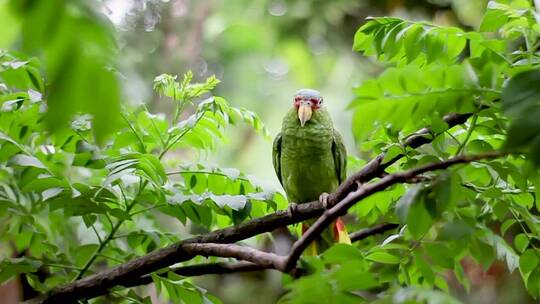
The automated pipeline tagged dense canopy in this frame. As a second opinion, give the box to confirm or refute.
[1,0,540,303]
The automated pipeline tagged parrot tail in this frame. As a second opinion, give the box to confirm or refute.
[333,218,351,244]
[301,217,350,256]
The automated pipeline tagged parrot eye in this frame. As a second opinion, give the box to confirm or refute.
[311,98,322,107]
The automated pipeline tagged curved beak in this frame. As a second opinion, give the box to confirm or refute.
[298,104,312,127]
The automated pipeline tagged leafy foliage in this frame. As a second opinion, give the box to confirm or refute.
[0,48,277,301]
[320,0,540,302]
[6,0,122,143]
[2,0,540,303]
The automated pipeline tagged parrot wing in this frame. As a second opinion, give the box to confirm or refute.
[332,129,347,184]
[272,132,283,187]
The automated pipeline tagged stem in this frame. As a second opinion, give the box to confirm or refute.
[444,130,461,146]
[129,203,167,216]
[90,223,102,244]
[112,232,154,240]
[142,103,166,146]
[159,114,203,159]
[510,209,540,261]
[160,97,189,159]
[455,113,478,155]
[74,183,145,281]
[73,95,190,281]
[43,263,83,271]
[74,215,125,281]
[522,29,533,66]
[97,254,124,264]
[121,113,147,154]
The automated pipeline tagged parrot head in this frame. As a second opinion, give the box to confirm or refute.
[293,89,324,127]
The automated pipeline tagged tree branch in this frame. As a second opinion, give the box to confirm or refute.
[284,151,506,271]
[33,205,325,303]
[349,223,399,242]
[127,223,400,288]
[183,243,286,271]
[28,111,480,303]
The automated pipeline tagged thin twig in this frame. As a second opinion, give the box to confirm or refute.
[455,112,478,155]
[90,223,103,244]
[349,223,399,242]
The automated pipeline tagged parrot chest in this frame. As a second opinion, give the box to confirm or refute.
[280,130,338,203]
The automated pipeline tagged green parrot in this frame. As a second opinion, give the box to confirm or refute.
[273,89,350,255]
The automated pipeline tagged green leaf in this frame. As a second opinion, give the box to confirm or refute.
[382,144,402,164]
[502,70,540,116]
[350,64,483,141]
[527,267,540,299]
[453,260,470,292]
[501,219,516,235]
[514,234,530,253]
[470,238,495,270]
[209,194,247,211]
[481,229,519,272]
[42,187,63,201]
[322,244,363,264]
[519,249,539,274]
[332,261,379,291]
[480,8,509,31]
[502,70,540,166]
[9,154,46,169]
[414,253,435,285]
[74,244,99,267]
[396,186,434,239]
[396,185,422,222]
[353,17,467,65]
[424,243,455,269]
[365,251,400,264]
[0,257,42,283]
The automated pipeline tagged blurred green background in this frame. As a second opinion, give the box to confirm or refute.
[103,0,489,190]
[6,0,532,303]
[94,1,515,303]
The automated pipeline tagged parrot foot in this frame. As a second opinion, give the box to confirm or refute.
[288,202,299,217]
[319,192,331,209]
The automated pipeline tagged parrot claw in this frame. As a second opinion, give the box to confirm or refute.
[288,202,299,217]
[319,192,330,209]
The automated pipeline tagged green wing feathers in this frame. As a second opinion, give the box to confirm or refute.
[272,132,283,187]
[332,129,347,184]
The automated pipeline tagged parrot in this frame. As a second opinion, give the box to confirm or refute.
[272,89,351,255]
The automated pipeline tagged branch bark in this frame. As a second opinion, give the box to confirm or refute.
[28,111,479,303]
[32,205,326,303]
[126,223,400,288]
[183,243,286,271]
